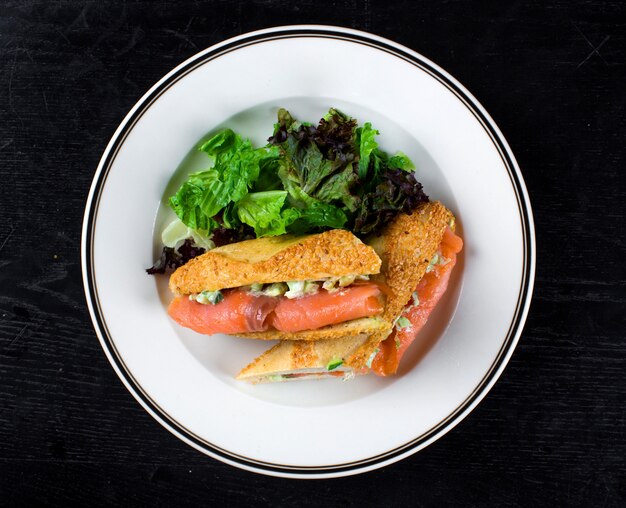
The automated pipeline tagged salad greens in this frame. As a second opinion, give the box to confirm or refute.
[146,239,206,274]
[148,108,428,274]
[169,130,280,231]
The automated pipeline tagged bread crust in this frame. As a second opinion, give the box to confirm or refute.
[236,334,372,382]
[348,201,455,366]
[169,229,381,295]
[373,201,454,322]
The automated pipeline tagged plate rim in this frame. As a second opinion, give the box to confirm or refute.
[81,24,535,479]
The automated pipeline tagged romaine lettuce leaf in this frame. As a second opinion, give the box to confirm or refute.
[290,202,347,231]
[236,190,294,237]
[169,129,278,230]
[253,157,282,192]
[221,201,241,229]
[199,130,279,203]
[356,122,379,180]
[168,172,220,231]
[199,128,236,155]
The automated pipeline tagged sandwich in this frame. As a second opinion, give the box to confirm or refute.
[167,229,390,339]
[235,335,373,383]
[236,201,463,383]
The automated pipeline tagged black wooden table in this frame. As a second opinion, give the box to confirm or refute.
[1,1,624,506]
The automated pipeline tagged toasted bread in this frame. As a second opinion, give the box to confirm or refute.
[372,201,454,322]
[169,229,381,296]
[350,201,455,363]
[236,334,374,383]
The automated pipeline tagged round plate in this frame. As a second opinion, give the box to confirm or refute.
[82,25,535,478]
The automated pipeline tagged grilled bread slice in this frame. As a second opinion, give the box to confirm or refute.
[236,334,375,383]
[349,201,455,364]
[370,201,454,322]
[169,229,381,296]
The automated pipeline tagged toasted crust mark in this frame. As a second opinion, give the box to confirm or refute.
[236,334,372,382]
[352,201,455,363]
[344,329,394,369]
[239,316,390,341]
[235,342,285,380]
[169,229,381,295]
[371,201,454,322]
[291,341,317,370]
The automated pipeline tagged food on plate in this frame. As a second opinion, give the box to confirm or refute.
[237,335,373,383]
[147,107,428,274]
[237,201,463,382]
[148,107,463,382]
[370,221,463,376]
[167,229,390,338]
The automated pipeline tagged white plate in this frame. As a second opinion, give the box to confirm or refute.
[82,26,535,478]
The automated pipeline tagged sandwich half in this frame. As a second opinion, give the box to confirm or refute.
[167,229,389,339]
[236,201,463,382]
[236,334,376,383]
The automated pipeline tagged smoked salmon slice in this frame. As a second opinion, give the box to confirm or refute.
[168,283,384,336]
[168,290,279,335]
[372,228,463,376]
[269,283,384,333]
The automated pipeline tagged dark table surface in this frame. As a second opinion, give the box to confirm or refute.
[1,1,624,506]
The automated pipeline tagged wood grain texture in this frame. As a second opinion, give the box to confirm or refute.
[0,0,624,506]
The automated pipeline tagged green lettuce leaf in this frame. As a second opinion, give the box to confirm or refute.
[276,121,359,211]
[253,157,282,192]
[199,129,236,155]
[313,162,360,211]
[356,122,379,180]
[168,171,221,231]
[291,202,347,231]
[282,135,334,196]
[221,201,241,229]
[199,130,277,203]
[169,129,278,230]
[236,190,294,237]
[388,151,415,171]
